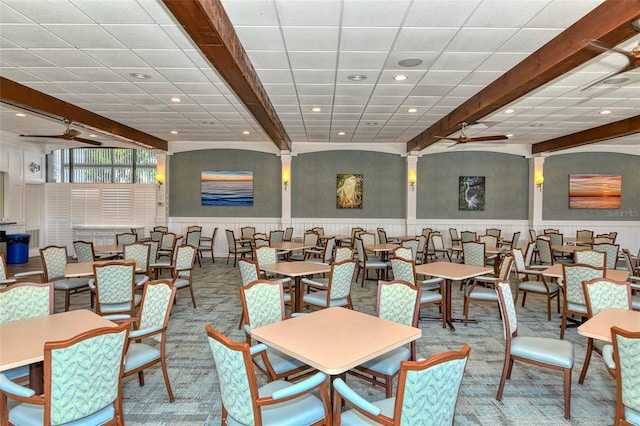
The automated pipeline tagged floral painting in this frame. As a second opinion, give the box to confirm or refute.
[459,176,485,211]
[201,170,253,206]
[569,173,621,209]
[337,174,363,209]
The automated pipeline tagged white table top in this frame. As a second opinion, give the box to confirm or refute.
[541,264,629,281]
[251,307,421,375]
[64,259,140,278]
[259,261,331,277]
[94,244,124,254]
[364,243,400,252]
[577,308,640,342]
[270,242,318,251]
[451,245,509,255]
[415,262,493,280]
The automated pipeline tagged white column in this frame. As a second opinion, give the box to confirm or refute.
[529,155,546,229]
[281,152,291,228]
[406,153,418,234]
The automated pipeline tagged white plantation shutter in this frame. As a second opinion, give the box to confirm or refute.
[102,187,133,224]
[45,184,73,247]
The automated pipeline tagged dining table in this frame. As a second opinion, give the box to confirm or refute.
[64,259,141,278]
[0,309,116,394]
[364,243,400,262]
[414,261,493,331]
[94,244,124,255]
[259,261,331,312]
[577,307,640,342]
[541,264,629,281]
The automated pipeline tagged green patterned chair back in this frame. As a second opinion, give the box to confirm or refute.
[449,228,460,241]
[593,236,614,244]
[360,232,376,247]
[238,259,260,286]
[255,246,278,268]
[175,245,196,279]
[592,243,619,269]
[160,233,177,251]
[124,243,150,271]
[577,230,593,240]
[536,237,554,265]
[496,281,518,339]
[145,240,159,263]
[73,241,95,263]
[496,255,514,280]
[254,238,269,248]
[225,230,237,250]
[402,240,419,260]
[421,228,432,237]
[523,241,536,266]
[206,326,258,425]
[431,233,446,251]
[416,235,427,255]
[377,228,388,244]
[283,227,294,242]
[394,247,414,261]
[562,264,605,306]
[150,230,164,242]
[377,280,420,326]
[240,280,286,329]
[241,226,255,239]
[47,323,129,425]
[40,246,69,281]
[154,226,168,233]
[621,249,636,274]
[312,227,324,239]
[322,237,336,263]
[582,278,632,317]
[354,238,366,263]
[0,253,7,280]
[463,242,485,267]
[486,228,501,238]
[327,260,356,299]
[390,257,416,285]
[0,282,53,323]
[544,229,559,234]
[574,249,606,268]
[334,246,354,262]
[479,234,498,248]
[116,232,137,246]
[186,230,201,248]
[611,327,640,421]
[461,231,476,242]
[512,248,526,273]
[269,230,284,245]
[302,231,319,247]
[94,262,136,305]
[187,225,202,232]
[139,280,176,334]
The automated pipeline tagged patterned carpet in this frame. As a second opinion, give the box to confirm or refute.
[10,255,617,425]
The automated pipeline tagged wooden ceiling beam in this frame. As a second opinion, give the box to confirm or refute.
[0,77,168,151]
[532,115,640,153]
[163,0,291,151]
[407,0,640,153]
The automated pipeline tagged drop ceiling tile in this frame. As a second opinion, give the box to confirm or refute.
[282,27,339,51]
[71,0,154,24]
[220,0,278,25]
[66,67,126,82]
[383,52,440,70]
[133,49,195,68]
[52,82,106,94]
[410,85,454,97]
[499,28,563,53]
[404,96,441,107]
[1,24,71,48]
[296,85,334,95]
[448,28,520,53]
[275,0,341,26]
[0,67,41,82]
[462,71,503,85]
[0,3,30,23]
[340,27,399,51]
[233,26,284,51]
[394,28,458,52]
[403,0,478,27]
[157,69,209,84]
[267,95,300,105]
[476,53,529,72]
[421,70,470,86]
[332,105,365,114]
[103,25,176,49]
[274,105,302,114]
[0,50,57,67]
[527,0,604,28]
[431,52,492,71]
[43,24,125,49]
[466,0,549,27]
[299,95,334,106]
[447,85,483,97]
[134,82,183,95]
[263,84,297,96]
[254,69,294,84]
[334,85,375,97]
[332,95,369,105]
[4,0,92,24]
[292,69,335,84]
[244,51,289,69]
[289,51,338,69]
[336,70,381,83]
[368,96,406,106]
[25,67,85,82]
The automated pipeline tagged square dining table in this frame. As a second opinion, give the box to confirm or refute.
[577,307,640,342]
[414,261,493,331]
[64,259,141,278]
[259,261,331,312]
[541,264,629,281]
[0,309,116,394]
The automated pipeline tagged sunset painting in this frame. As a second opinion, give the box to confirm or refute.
[569,173,621,209]
[201,171,253,206]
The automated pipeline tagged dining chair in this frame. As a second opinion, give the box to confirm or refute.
[171,244,197,308]
[421,227,433,237]
[150,230,165,242]
[225,229,253,267]
[449,227,461,247]
[512,247,559,321]
[156,232,178,264]
[359,232,379,259]
[610,326,640,426]
[461,230,477,242]
[401,239,420,262]
[458,241,485,290]
[578,278,632,384]
[478,234,499,265]
[239,280,312,381]
[548,232,570,261]
[91,261,140,319]
[621,249,640,305]
[348,227,364,247]
[116,232,137,246]
[253,237,269,248]
[486,228,501,239]
[574,249,607,268]
[544,228,560,234]
[40,245,92,312]
[593,235,615,244]
[123,242,151,287]
[198,227,217,264]
[354,237,388,287]
[187,225,202,233]
[269,229,285,245]
[205,324,331,426]
[240,257,292,312]
[255,246,290,283]
[73,240,115,262]
[415,234,428,263]
[560,263,605,339]
[0,282,54,383]
[463,254,513,325]
[500,231,520,251]
[334,246,354,262]
[335,345,470,425]
[306,237,336,267]
[123,280,177,402]
[429,233,451,262]
[154,226,169,233]
[0,253,42,286]
[592,243,620,269]
[536,237,555,266]
[185,230,202,266]
[0,322,129,426]
[283,226,294,242]
[301,259,356,310]
[495,281,574,420]
[347,279,422,397]
[392,246,413,261]
[241,226,256,239]
[289,231,320,261]
[576,229,594,240]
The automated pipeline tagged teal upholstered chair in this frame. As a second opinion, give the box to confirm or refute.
[496,281,574,420]
[91,261,140,319]
[0,253,43,286]
[512,247,559,321]
[123,280,177,402]
[592,243,620,269]
[611,326,640,426]
[40,245,91,311]
[574,249,607,268]
[401,239,420,263]
[348,280,423,397]
[578,278,632,384]
[289,231,320,261]
[0,322,129,426]
[169,244,197,307]
[238,259,292,327]
[240,280,311,382]
[428,233,451,262]
[205,324,331,426]
[198,227,217,264]
[123,242,151,287]
[560,263,605,339]
[73,240,115,262]
[463,254,513,325]
[334,246,354,263]
[185,230,202,267]
[335,345,470,425]
[226,229,253,267]
[116,232,137,246]
[301,259,356,310]
[0,282,54,383]
[536,237,555,266]
[457,241,485,289]
[255,246,292,289]
[354,237,387,287]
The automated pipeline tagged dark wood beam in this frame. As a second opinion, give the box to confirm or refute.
[407,0,640,152]
[532,115,640,153]
[0,77,168,151]
[163,0,291,151]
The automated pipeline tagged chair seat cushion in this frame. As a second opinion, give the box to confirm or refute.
[625,406,640,425]
[566,302,587,314]
[358,346,410,375]
[99,294,142,313]
[340,397,395,426]
[10,402,116,426]
[303,291,348,307]
[465,286,498,301]
[2,366,29,381]
[363,260,387,269]
[300,278,328,287]
[135,274,149,286]
[511,336,574,368]
[53,278,89,290]
[254,348,307,376]
[226,380,327,426]
[519,280,559,293]
[420,290,442,303]
[125,342,160,372]
[174,278,190,289]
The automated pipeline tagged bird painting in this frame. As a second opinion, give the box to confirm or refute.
[459,176,485,211]
[337,174,363,209]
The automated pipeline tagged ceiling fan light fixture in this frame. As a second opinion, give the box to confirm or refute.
[347,74,367,81]
[398,58,423,67]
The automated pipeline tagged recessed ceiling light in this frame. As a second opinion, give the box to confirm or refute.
[311,107,322,112]
[129,72,151,80]
[603,77,630,85]
[506,134,513,138]
[170,130,178,134]
[398,58,423,68]
[347,74,367,81]
[15,113,26,117]
[599,110,612,115]
[366,122,379,126]
[337,131,346,136]
[242,131,250,135]
[89,134,98,138]
[504,109,515,114]
[407,108,418,113]
[393,74,408,81]
[170,97,181,103]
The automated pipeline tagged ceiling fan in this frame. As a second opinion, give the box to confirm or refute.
[435,122,509,147]
[19,119,103,146]
[581,39,640,91]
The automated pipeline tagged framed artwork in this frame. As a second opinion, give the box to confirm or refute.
[337,174,363,209]
[459,176,485,211]
[569,173,621,209]
[201,170,253,206]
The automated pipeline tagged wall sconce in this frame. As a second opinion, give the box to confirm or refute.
[156,172,164,188]
[408,173,417,191]
[282,171,290,191]
[535,172,544,192]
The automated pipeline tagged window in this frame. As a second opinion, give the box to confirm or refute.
[49,148,157,184]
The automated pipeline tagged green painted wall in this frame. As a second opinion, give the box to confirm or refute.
[169,149,281,217]
[543,152,640,221]
[292,151,406,218]
[418,151,529,219]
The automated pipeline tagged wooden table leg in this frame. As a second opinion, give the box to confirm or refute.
[29,362,44,395]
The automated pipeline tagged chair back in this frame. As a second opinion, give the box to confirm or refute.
[377,280,421,327]
[145,240,159,263]
[138,280,176,338]
[523,241,535,266]
[255,246,278,268]
[327,260,356,300]
[150,230,164,242]
[354,237,367,262]
[547,232,564,256]
[359,232,376,248]
[486,228,501,238]
[174,245,197,279]
[593,235,614,244]
[124,243,150,274]
[238,259,260,286]
[283,227,294,242]
[462,242,485,266]
[592,243,619,269]
[576,230,593,240]
[154,226,168,233]
[508,232,520,249]
[116,232,137,246]
[611,327,640,424]
[421,228,433,237]
[73,240,96,263]
[496,255,514,280]
[40,246,69,281]
[528,229,537,242]
[302,231,319,247]
[449,228,460,241]
[350,227,364,242]
[240,280,286,328]
[389,257,416,285]
[311,227,325,240]
[431,233,446,251]
[393,246,414,261]
[402,239,419,260]
[562,264,605,306]
[186,230,201,248]
[377,228,388,244]
[582,278,632,317]
[225,229,237,250]
[0,282,54,323]
[253,233,267,241]
[415,235,427,259]
[621,249,636,275]
[478,234,498,248]
[574,249,606,268]
[0,253,8,281]
[93,262,137,316]
[269,230,284,245]
[187,225,202,233]
[461,231,477,242]
[254,237,269,248]
[496,281,518,340]
[322,237,336,263]
[536,237,554,265]
[241,226,256,239]
[160,232,177,251]
[46,323,129,425]
[334,246,354,262]
[544,228,559,234]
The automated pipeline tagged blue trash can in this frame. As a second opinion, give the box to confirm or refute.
[6,233,30,264]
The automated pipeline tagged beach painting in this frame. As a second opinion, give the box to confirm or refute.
[337,174,363,209]
[569,173,621,209]
[459,176,485,211]
[201,170,253,206]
